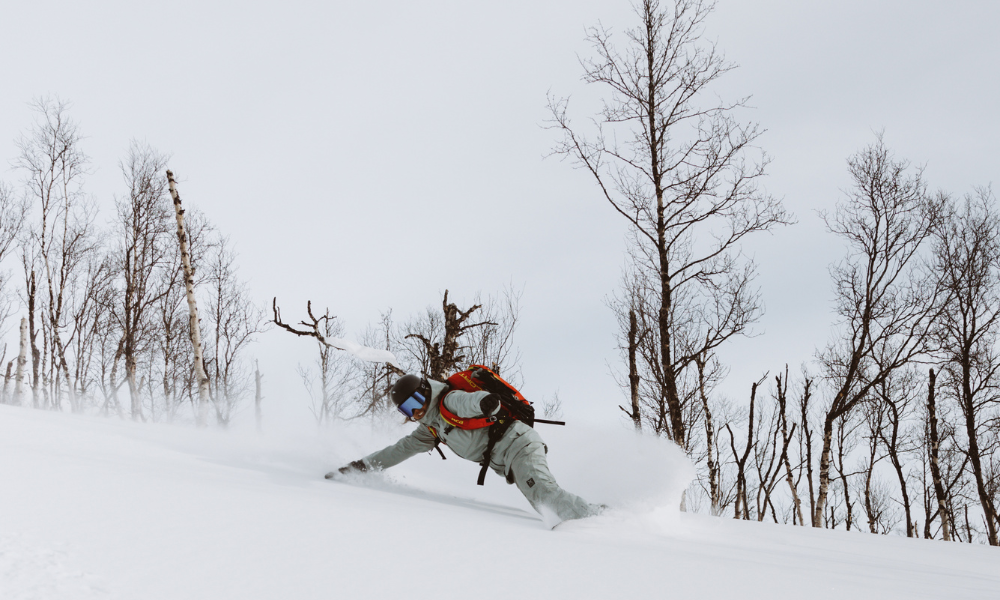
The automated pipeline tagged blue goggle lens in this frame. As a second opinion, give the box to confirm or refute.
[397,391,426,417]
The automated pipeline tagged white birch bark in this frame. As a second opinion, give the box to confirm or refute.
[15,317,27,406]
[2,362,11,404]
[255,362,263,434]
[167,170,211,426]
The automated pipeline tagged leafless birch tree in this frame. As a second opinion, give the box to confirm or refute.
[550,0,790,447]
[0,182,27,336]
[273,300,352,424]
[871,366,922,536]
[109,141,172,420]
[932,188,1000,545]
[154,208,212,419]
[167,170,211,425]
[814,136,944,527]
[924,368,952,540]
[297,315,353,425]
[464,285,523,384]
[203,236,267,426]
[352,311,398,419]
[15,97,94,412]
[14,318,28,405]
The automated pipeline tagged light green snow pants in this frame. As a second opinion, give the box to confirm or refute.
[505,430,594,522]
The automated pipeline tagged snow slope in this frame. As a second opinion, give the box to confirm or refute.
[1,405,996,600]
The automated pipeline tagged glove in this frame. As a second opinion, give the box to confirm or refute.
[338,459,368,475]
[480,394,500,416]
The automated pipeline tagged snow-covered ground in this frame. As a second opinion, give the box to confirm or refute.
[1,405,996,600]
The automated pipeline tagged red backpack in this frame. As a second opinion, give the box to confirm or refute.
[435,365,542,485]
[439,365,534,429]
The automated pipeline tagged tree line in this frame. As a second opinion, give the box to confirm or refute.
[0,98,266,426]
[550,0,1000,545]
[0,99,532,432]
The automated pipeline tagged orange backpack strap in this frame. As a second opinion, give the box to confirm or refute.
[437,391,496,430]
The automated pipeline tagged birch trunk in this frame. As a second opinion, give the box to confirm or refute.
[627,310,641,431]
[14,318,28,406]
[813,417,835,527]
[126,365,142,422]
[28,271,40,408]
[167,170,211,426]
[884,401,914,537]
[696,354,719,514]
[2,361,11,404]
[107,345,125,418]
[52,335,77,413]
[782,428,804,526]
[255,362,263,434]
[926,369,950,541]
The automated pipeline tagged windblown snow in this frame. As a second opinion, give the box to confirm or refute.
[1,405,996,600]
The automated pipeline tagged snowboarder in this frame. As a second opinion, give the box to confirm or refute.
[331,373,600,523]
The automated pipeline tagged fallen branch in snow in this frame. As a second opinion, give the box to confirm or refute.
[272,298,402,369]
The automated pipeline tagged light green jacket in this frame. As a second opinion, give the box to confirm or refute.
[362,380,535,477]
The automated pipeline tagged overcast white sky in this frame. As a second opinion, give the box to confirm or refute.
[1,1,998,427]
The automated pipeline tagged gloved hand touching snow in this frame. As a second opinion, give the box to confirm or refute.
[338,460,368,475]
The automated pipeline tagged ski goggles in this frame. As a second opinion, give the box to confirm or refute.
[397,391,427,418]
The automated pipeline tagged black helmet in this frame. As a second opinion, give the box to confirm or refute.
[391,374,431,408]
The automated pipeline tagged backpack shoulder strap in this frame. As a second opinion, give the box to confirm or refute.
[438,391,496,430]
[477,414,514,485]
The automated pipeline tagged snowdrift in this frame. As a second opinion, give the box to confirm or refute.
[1,405,997,600]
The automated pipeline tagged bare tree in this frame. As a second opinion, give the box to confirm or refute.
[695,351,727,513]
[280,303,352,424]
[609,261,699,439]
[273,299,368,423]
[0,182,27,338]
[351,311,398,419]
[155,208,212,420]
[15,97,93,412]
[751,386,788,523]
[541,391,564,420]
[108,141,173,420]
[0,182,27,264]
[167,170,211,425]
[796,374,818,522]
[551,0,790,447]
[726,375,766,520]
[254,361,263,433]
[464,285,523,384]
[402,290,495,381]
[871,366,922,537]
[860,397,889,533]
[203,236,267,426]
[14,318,28,405]
[814,135,944,527]
[19,244,41,408]
[68,246,114,407]
[774,367,805,526]
[932,188,1000,545]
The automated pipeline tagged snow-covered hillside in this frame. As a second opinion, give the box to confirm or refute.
[1,405,996,600]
